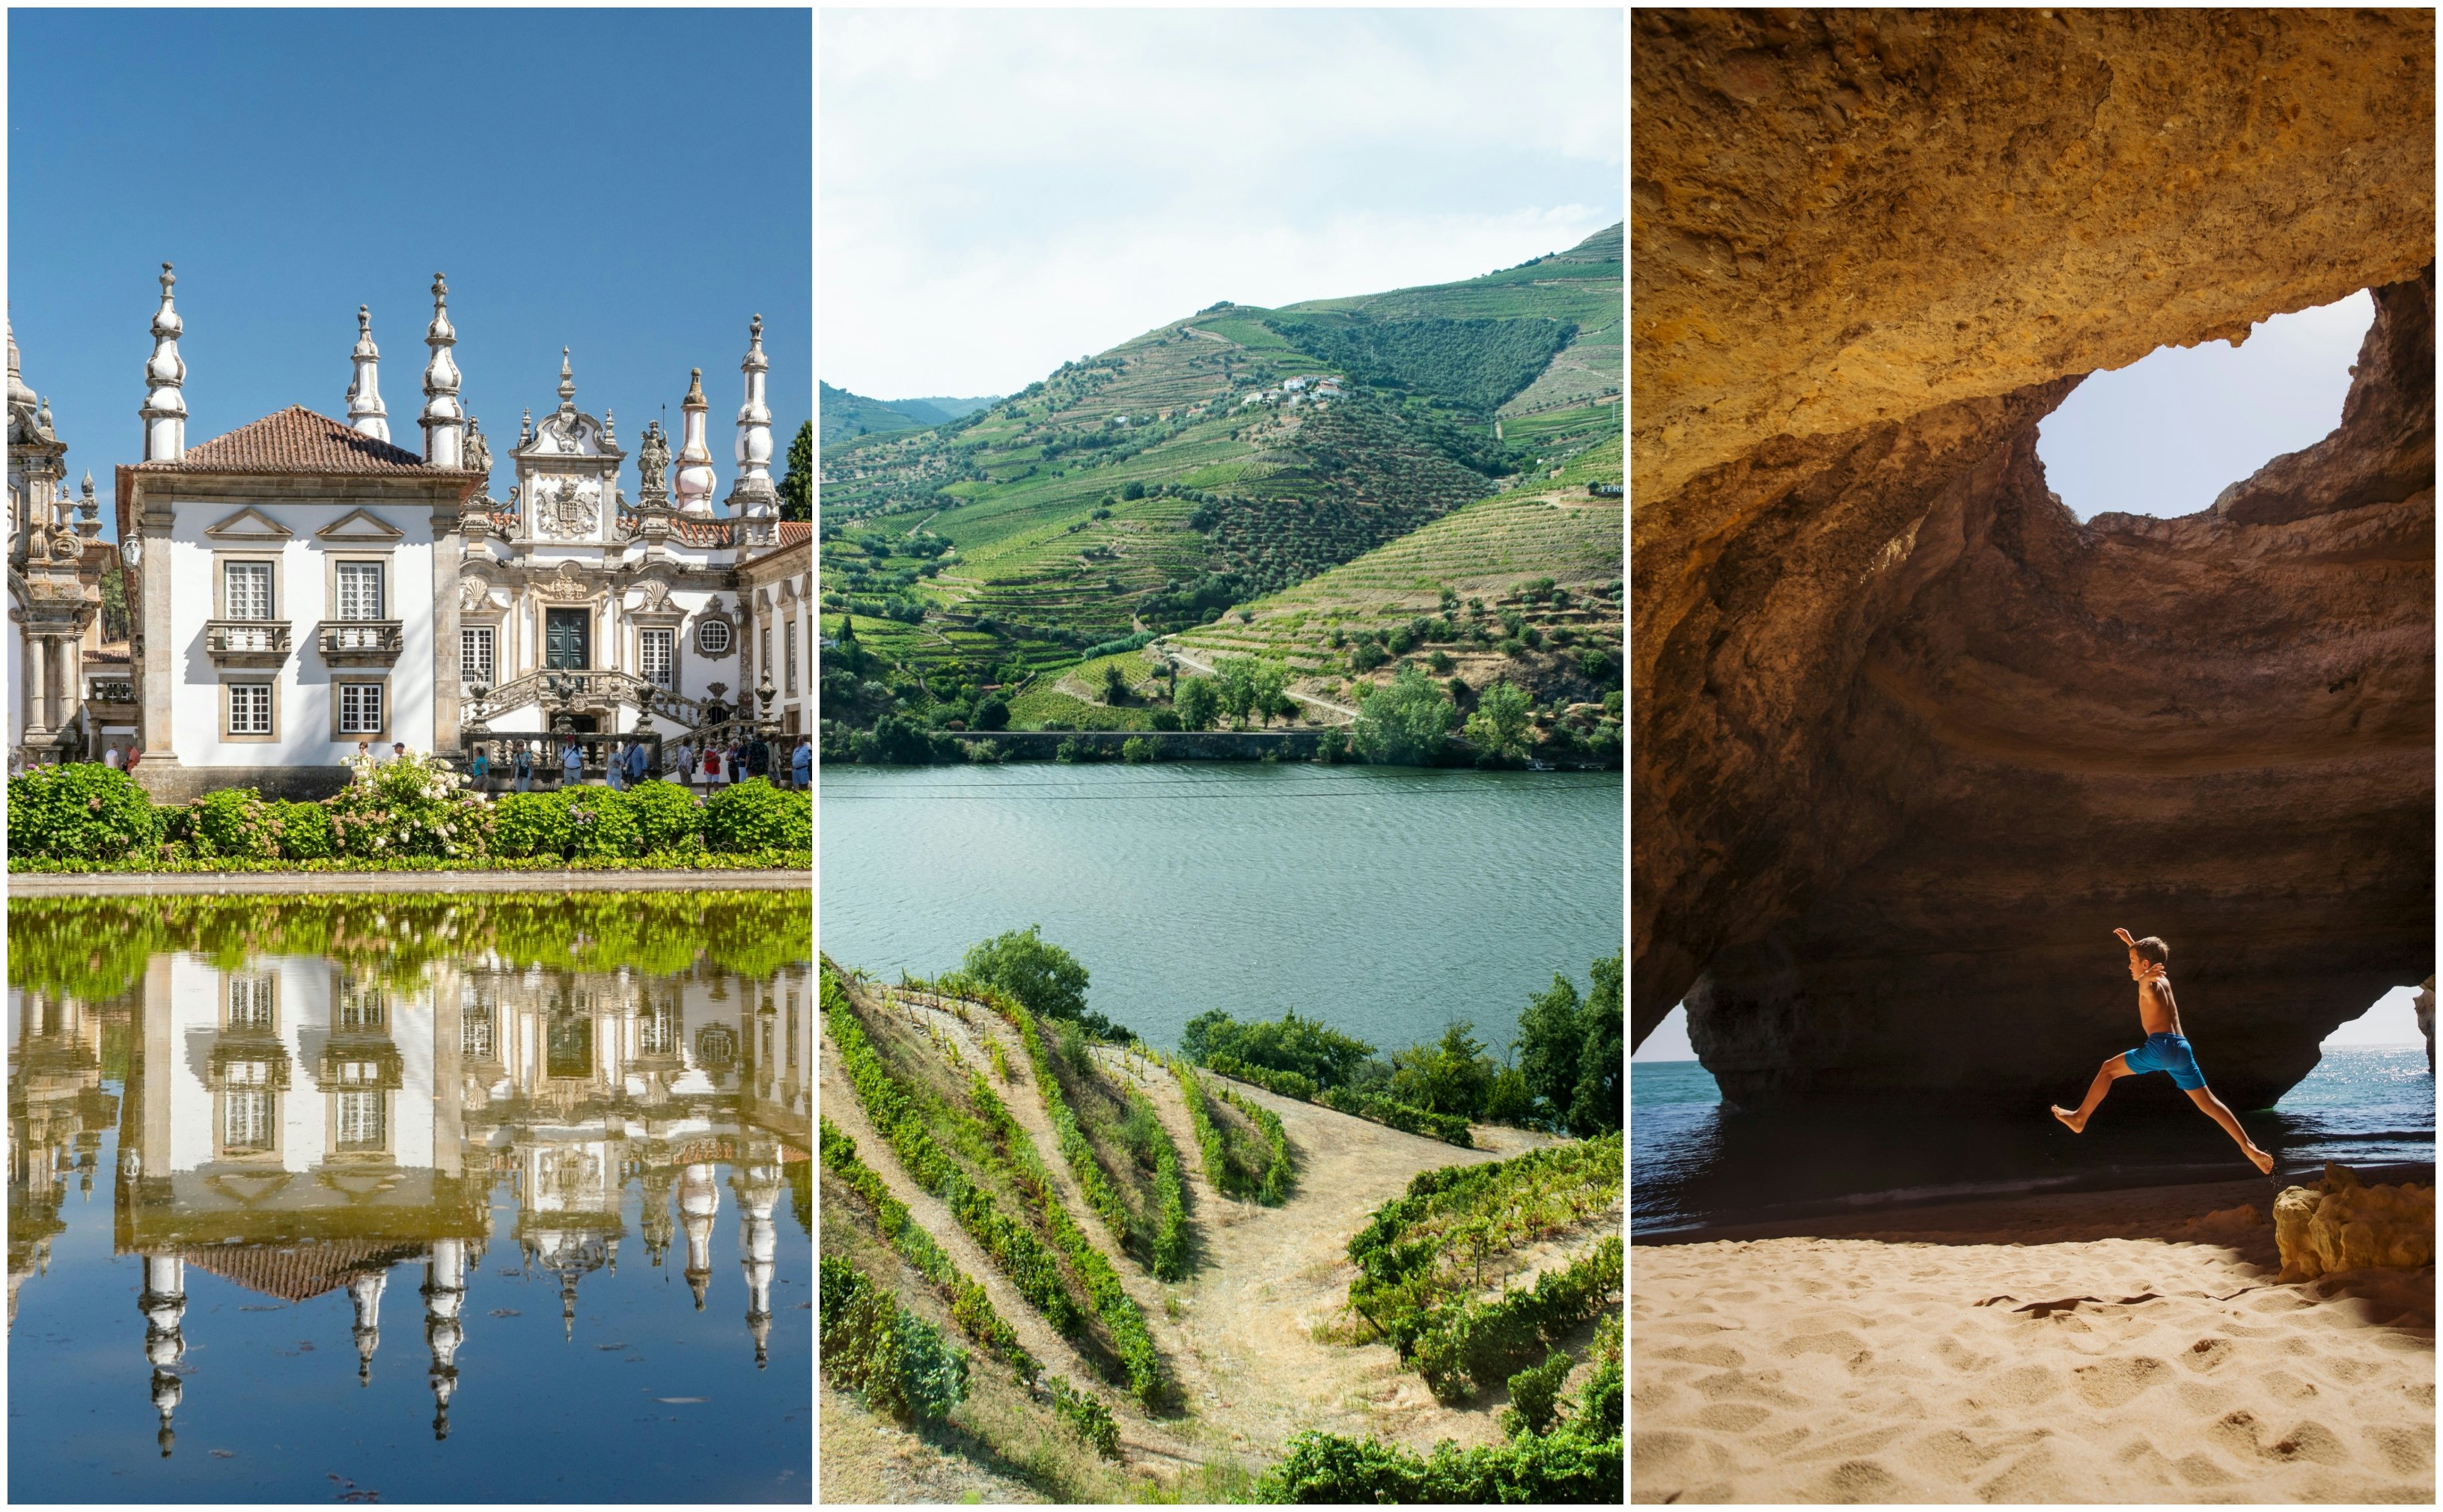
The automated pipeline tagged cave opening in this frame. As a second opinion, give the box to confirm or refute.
[2036,291,2375,521]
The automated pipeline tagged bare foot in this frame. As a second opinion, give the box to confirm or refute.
[2246,1146,2275,1176]
[2050,1104,2085,1134]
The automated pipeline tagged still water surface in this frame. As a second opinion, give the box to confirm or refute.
[7,892,812,1503]
[820,763,1624,1054]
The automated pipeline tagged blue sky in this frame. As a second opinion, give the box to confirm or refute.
[8,7,810,537]
[2038,293,2373,519]
[821,6,1624,399]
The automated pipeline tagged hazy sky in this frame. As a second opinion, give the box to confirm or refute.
[2037,292,2373,520]
[8,9,811,536]
[820,6,1623,400]
[1632,987,2427,1064]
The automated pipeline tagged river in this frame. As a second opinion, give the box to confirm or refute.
[819,763,1624,1056]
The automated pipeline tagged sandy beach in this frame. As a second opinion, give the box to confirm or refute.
[1632,1178,2435,1503]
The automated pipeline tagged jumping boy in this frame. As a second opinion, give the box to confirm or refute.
[2049,927,2276,1174]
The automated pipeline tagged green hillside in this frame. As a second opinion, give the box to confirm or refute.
[821,382,931,445]
[820,225,1622,755]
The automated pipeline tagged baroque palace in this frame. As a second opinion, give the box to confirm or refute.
[6,266,812,795]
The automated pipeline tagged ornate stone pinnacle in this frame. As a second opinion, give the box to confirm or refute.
[559,349,576,410]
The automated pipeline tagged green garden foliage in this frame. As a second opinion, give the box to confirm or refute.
[1212,1080,1294,1205]
[1515,952,1624,1136]
[954,927,1130,1040]
[623,779,705,853]
[702,778,813,853]
[323,752,495,860]
[4,763,161,859]
[819,1254,969,1424]
[1463,680,1534,765]
[1388,1022,1497,1122]
[1120,736,1156,764]
[1173,675,1221,731]
[1352,665,1457,766]
[190,787,278,860]
[1169,1058,1294,1204]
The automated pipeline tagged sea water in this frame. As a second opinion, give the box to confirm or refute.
[1632,1046,2436,1234]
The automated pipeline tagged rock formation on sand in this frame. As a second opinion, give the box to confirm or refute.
[1633,10,2436,1108]
[2272,1164,2436,1281]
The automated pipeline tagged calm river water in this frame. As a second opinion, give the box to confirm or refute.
[6,891,812,1503]
[820,763,1624,1055]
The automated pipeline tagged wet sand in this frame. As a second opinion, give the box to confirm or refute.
[1632,1178,2435,1503]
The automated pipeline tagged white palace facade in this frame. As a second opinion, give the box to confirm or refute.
[10,266,812,792]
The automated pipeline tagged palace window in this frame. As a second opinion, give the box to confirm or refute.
[463,1002,495,1060]
[462,626,495,685]
[641,628,674,688]
[335,1088,385,1151]
[223,1075,274,1153]
[227,682,274,737]
[338,682,384,734]
[224,561,273,619]
[785,621,799,695]
[338,982,387,1031]
[696,619,731,655]
[228,972,276,1029]
[335,561,385,621]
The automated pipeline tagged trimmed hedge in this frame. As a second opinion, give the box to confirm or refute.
[1257,1420,1622,1505]
[6,761,810,870]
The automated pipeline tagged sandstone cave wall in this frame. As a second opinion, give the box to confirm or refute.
[1632,10,2436,1108]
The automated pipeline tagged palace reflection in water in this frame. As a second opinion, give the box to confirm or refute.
[8,911,810,1493]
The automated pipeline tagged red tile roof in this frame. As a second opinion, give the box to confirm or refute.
[146,406,472,475]
[778,520,811,546]
[177,1239,432,1303]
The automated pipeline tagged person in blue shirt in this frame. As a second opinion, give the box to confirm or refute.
[606,742,628,791]
[628,740,650,785]
[469,746,491,793]
[561,739,584,787]
[790,736,811,790]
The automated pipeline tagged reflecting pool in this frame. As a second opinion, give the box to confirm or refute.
[7,891,814,1503]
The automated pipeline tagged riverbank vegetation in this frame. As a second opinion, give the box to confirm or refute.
[4,760,810,872]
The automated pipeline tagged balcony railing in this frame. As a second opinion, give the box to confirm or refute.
[87,680,135,705]
[204,619,293,667]
[317,620,405,666]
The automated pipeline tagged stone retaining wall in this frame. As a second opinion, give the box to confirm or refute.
[968,730,1330,761]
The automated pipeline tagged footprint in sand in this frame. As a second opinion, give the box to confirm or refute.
[2179,1337,2234,1374]
[1815,1458,1906,1501]
[1775,1329,1875,1371]
[1692,1403,1771,1433]
[2364,1424,2434,1474]
[2209,1409,2350,1466]
[2072,1356,2168,1409]
[1983,1363,2062,1407]
[1653,1341,1745,1369]
[2257,1368,2320,1402]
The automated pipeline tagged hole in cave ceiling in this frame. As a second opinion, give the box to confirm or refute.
[2036,290,2375,522]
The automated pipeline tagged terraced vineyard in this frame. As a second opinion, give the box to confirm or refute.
[817,958,1620,1502]
[820,225,1623,751]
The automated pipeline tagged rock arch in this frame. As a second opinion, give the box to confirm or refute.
[1632,10,2435,1106]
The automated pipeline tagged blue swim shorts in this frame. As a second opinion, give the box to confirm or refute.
[2123,1032,2206,1091]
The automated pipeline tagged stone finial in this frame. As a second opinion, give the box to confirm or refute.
[728,314,778,517]
[139,262,187,463]
[421,273,463,467]
[558,348,576,412]
[673,368,716,516]
[346,305,391,441]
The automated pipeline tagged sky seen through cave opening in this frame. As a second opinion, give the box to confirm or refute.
[2037,291,2375,521]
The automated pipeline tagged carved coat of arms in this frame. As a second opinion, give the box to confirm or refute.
[538,477,599,538]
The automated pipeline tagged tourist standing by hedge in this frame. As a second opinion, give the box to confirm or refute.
[513,744,534,793]
[560,739,583,788]
[790,736,811,790]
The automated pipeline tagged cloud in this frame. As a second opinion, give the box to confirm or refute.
[820,6,1623,397]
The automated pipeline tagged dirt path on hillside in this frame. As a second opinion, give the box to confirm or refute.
[1093,1051,1568,1460]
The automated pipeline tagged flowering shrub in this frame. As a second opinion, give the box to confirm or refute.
[190,788,278,861]
[4,763,162,859]
[704,778,811,853]
[559,787,642,859]
[323,750,494,861]
[265,800,335,861]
